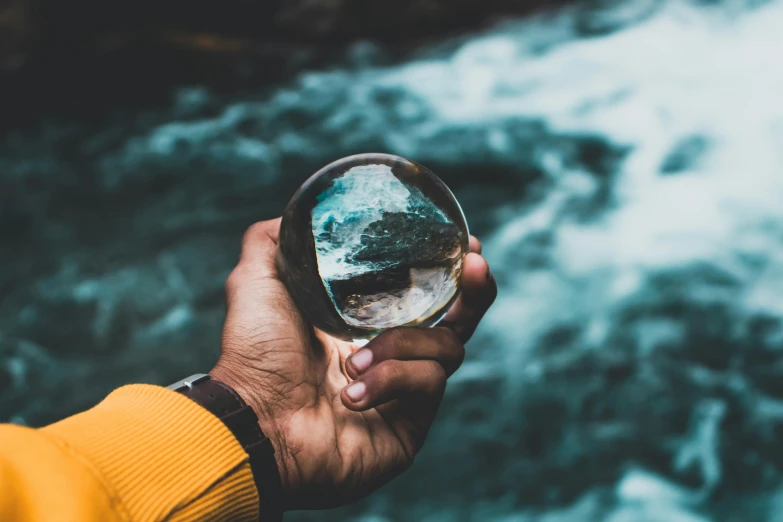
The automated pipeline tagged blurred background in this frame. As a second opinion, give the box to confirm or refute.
[2,0,782,520]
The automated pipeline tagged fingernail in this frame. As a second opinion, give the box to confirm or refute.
[350,349,373,373]
[345,382,366,402]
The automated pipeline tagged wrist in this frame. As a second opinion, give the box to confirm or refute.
[209,363,299,510]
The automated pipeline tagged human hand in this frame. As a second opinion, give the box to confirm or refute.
[210,218,497,510]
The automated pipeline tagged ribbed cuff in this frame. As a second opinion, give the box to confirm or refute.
[43,384,259,522]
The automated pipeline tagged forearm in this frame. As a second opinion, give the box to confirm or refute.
[1,385,259,522]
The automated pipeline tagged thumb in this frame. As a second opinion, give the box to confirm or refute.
[225,218,282,303]
[223,219,307,346]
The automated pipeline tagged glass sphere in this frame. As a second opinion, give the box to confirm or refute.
[277,153,469,342]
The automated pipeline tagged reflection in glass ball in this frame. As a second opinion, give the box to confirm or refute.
[277,153,469,342]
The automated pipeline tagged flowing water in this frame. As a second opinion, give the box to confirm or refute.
[3,0,783,520]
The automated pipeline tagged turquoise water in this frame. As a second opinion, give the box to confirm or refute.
[3,1,783,520]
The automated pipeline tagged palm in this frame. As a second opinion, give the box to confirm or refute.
[285,329,413,508]
[219,276,419,509]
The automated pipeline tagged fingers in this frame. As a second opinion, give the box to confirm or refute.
[223,219,306,342]
[338,317,467,460]
[341,359,447,412]
[440,252,497,343]
[239,218,281,265]
[341,327,463,412]
[345,327,464,380]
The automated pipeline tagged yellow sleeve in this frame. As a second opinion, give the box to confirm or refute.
[0,384,260,522]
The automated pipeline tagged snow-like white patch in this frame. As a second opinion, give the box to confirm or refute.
[312,164,411,281]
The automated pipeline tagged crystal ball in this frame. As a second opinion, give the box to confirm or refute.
[277,153,469,342]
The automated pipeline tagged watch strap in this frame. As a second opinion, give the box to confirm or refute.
[169,374,283,520]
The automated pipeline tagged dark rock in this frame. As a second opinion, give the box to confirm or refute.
[348,212,461,268]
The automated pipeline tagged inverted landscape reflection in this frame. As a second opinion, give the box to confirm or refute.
[2,0,783,520]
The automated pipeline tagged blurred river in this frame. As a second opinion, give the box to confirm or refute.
[3,0,783,520]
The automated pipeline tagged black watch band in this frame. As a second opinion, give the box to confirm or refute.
[168,374,284,521]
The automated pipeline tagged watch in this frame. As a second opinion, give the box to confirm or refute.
[168,374,284,521]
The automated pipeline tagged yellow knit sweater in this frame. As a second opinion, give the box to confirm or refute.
[0,384,260,521]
